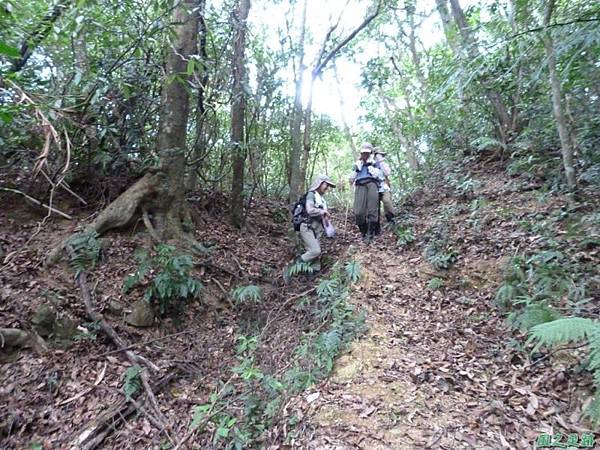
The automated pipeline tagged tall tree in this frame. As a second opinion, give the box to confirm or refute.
[442,0,516,144]
[298,0,381,198]
[542,0,576,194]
[230,0,252,227]
[288,0,308,204]
[48,0,199,259]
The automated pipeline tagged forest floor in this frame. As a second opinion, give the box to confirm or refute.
[281,161,600,449]
[1,158,599,449]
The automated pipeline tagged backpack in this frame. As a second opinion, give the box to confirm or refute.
[291,192,309,231]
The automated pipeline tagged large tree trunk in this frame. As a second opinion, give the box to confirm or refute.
[229,0,252,227]
[542,0,576,193]
[50,0,198,256]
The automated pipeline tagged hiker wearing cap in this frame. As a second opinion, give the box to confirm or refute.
[286,175,336,280]
[349,143,382,242]
[374,147,396,223]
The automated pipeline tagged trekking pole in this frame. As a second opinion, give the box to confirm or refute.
[343,188,351,235]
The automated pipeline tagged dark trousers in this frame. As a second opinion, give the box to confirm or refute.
[354,181,379,227]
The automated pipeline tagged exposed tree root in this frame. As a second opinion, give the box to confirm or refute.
[45,169,202,266]
[72,265,181,447]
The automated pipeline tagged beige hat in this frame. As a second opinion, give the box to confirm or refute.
[309,175,336,191]
[374,146,386,156]
[360,143,373,153]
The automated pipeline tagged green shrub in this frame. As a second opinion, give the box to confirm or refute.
[123,244,202,315]
[67,230,102,274]
[232,285,262,305]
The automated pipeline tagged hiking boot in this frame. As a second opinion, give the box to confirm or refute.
[358,223,368,238]
[364,221,378,243]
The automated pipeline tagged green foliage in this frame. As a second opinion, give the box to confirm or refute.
[427,277,444,291]
[344,260,362,284]
[187,258,365,448]
[66,231,101,275]
[392,225,416,248]
[231,285,262,305]
[426,246,458,270]
[284,259,315,279]
[496,250,588,329]
[529,318,600,424]
[123,244,201,315]
[508,303,561,331]
[123,364,142,401]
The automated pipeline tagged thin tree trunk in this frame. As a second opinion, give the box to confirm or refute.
[333,63,357,158]
[446,0,515,142]
[229,0,251,227]
[188,0,208,191]
[380,92,418,171]
[289,0,308,203]
[542,0,576,193]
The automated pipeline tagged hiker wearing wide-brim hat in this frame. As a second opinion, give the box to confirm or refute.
[374,147,396,223]
[284,175,336,282]
[349,143,383,242]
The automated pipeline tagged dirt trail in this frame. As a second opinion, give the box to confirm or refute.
[288,244,508,449]
[283,167,597,450]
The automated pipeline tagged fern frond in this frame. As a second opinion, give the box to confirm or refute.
[344,260,361,284]
[123,365,141,400]
[528,318,600,351]
[587,331,600,372]
[232,285,262,304]
[67,231,101,274]
[511,304,561,331]
[317,279,339,298]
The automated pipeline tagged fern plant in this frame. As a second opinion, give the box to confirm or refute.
[123,364,141,400]
[123,244,202,315]
[393,225,416,248]
[529,318,600,424]
[496,251,587,330]
[284,259,315,280]
[344,260,361,284]
[66,230,101,274]
[232,285,262,305]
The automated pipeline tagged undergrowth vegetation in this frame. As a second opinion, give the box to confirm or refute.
[123,244,202,315]
[496,203,600,423]
[187,258,365,449]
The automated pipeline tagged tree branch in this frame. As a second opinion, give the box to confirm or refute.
[312,0,382,77]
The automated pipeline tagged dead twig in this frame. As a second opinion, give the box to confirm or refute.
[71,259,179,447]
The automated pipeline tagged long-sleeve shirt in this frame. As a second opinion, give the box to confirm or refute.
[375,159,391,192]
[305,191,326,231]
[349,157,382,185]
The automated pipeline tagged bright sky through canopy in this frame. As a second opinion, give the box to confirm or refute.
[250,0,477,129]
[250,0,441,127]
